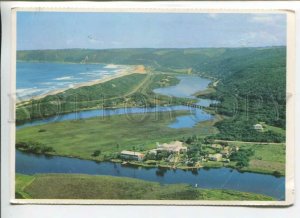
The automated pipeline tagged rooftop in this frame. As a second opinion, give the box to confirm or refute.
[158,141,185,149]
[121,150,144,156]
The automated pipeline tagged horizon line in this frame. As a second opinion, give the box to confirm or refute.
[17,45,286,52]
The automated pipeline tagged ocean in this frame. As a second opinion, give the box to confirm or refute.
[16,62,128,100]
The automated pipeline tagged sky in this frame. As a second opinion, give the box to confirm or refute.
[17,12,287,50]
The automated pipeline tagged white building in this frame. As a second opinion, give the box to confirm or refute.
[156,141,188,153]
[253,124,263,131]
[120,150,144,161]
[208,153,223,162]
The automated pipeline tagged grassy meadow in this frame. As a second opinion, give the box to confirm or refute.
[15,174,274,200]
[16,111,220,161]
[15,47,287,200]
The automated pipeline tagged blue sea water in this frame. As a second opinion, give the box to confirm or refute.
[15,63,285,199]
[16,68,215,129]
[16,62,127,100]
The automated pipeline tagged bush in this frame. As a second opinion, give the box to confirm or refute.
[144,153,156,161]
[16,141,55,154]
[230,148,254,168]
[273,171,282,177]
[156,151,170,160]
[38,129,47,133]
[91,150,101,157]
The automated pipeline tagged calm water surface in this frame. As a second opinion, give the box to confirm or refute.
[153,75,218,128]
[16,151,285,200]
[17,105,213,130]
[17,75,216,129]
[16,66,284,199]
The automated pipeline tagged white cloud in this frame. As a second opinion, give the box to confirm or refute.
[238,31,281,47]
[222,30,284,47]
[249,14,285,26]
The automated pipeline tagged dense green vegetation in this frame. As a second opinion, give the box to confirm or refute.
[15,174,274,200]
[16,111,285,175]
[213,120,285,143]
[16,141,55,154]
[16,73,180,124]
[215,140,286,175]
[229,148,254,168]
[195,47,286,142]
[16,47,286,201]
[17,47,286,143]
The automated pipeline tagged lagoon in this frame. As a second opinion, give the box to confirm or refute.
[17,105,213,130]
[17,74,216,130]
[153,75,211,98]
[16,68,284,200]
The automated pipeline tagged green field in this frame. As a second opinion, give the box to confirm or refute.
[15,174,274,200]
[216,140,286,175]
[16,47,287,200]
[16,111,220,161]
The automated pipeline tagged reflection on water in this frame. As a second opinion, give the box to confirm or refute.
[17,75,218,130]
[153,76,211,98]
[16,75,283,200]
[16,150,285,200]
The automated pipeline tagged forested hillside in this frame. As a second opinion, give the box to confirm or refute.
[17,47,285,78]
[17,47,286,142]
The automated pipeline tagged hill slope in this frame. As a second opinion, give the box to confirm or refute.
[17,47,286,141]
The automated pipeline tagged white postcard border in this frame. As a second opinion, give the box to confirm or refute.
[2,3,296,207]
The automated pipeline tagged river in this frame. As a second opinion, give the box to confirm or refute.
[16,73,285,200]
[16,150,285,200]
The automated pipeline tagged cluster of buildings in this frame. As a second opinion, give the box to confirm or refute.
[149,141,187,155]
[120,141,187,161]
[120,141,239,164]
[208,144,239,162]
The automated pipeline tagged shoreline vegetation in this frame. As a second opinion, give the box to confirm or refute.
[15,173,274,200]
[16,47,287,199]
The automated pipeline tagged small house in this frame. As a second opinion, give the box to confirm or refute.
[120,150,144,161]
[208,153,223,162]
[253,124,263,131]
[156,141,188,154]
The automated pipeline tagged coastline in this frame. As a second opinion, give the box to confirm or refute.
[15,71,285,177]
[16,64,146,104]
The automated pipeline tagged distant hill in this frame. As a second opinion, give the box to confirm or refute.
[17,47,287,137]
[17,47,285,77]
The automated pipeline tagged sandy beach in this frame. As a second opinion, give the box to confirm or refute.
[16,64,146,104]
